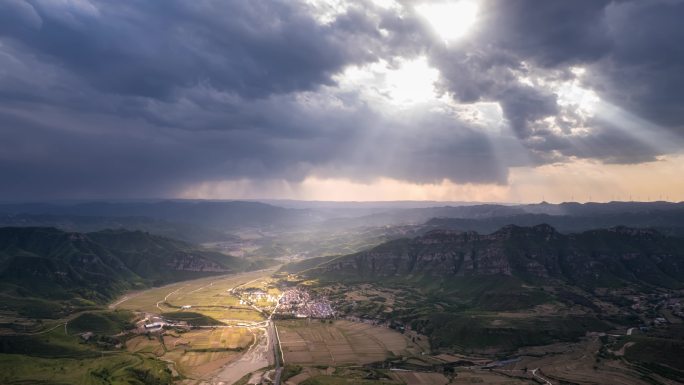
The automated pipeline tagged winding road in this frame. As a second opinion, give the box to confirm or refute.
[531,368,554,385]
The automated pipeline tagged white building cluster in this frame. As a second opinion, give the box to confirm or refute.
[277,288,335,318]
[239,289,278,305]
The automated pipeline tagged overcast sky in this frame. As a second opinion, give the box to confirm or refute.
[1,0,683,202]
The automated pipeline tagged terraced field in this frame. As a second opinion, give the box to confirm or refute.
[503,338,663,385]
[277,319,422,366]
[391,371,449,385]
[168,328,253,351]
[126,327,257,378]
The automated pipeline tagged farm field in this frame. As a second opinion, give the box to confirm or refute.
[0,352,173,385]
[285,367,460,385]
[126,327,257,379]
[450,369,535,384]
[167,328,254,351]
[390,371,450,385]
[235,276,283,308]
[108,270,279,382]
[277,319,423,366]
[114,269,274,322]
[0,326,173,385]
[502,337,664,385]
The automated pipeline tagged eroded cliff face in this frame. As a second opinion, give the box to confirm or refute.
[314,224,684,289]
[165,252,232,272]
[321,226,553,278]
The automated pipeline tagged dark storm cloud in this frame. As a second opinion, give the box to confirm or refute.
[479,0,614,67]
[518,120,660,165]
[0,0,377,99]
[0,0,683,199]
[589,0,684,129]
[429,0,684,164]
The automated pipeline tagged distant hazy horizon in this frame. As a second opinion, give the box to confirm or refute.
[1,198,683,207]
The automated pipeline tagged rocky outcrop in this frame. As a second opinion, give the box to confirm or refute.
[166,253,232,272]
[313,225,684,290]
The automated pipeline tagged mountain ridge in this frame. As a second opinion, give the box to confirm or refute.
[0,226,265,317]
[306,224,684,291]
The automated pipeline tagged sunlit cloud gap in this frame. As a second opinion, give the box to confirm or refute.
[416,0,479,42]
[335,57,440,106]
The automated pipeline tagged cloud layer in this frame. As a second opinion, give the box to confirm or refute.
[0,0,682,199]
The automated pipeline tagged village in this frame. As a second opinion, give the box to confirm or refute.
[627,290,684,328]
[275,288,335,319]
[237,287,280,307]
[230,282,335,319]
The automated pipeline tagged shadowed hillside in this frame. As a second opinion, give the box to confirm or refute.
[0,227,270,318]
[298,225,684,354]
[309,224,684,290]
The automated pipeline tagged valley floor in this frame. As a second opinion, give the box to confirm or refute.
[3,268,684,385]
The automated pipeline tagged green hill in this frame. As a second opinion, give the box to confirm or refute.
[0,227,262,318]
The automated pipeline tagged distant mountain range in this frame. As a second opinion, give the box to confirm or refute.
[320,201,684,229]
[2,200,684,243]
[423,210,684,236]
[0,227,267,318]
[0,200,309,230]
[0,213,238,243]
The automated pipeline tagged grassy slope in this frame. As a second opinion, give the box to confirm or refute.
[418,313,610,353]
[160,311,225,326]
[68,310,136,335]
[0,310,173,384]
[278,254,342,274]
[621,325,684,382]
[0,227,270,318]
[0,353,173,385]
